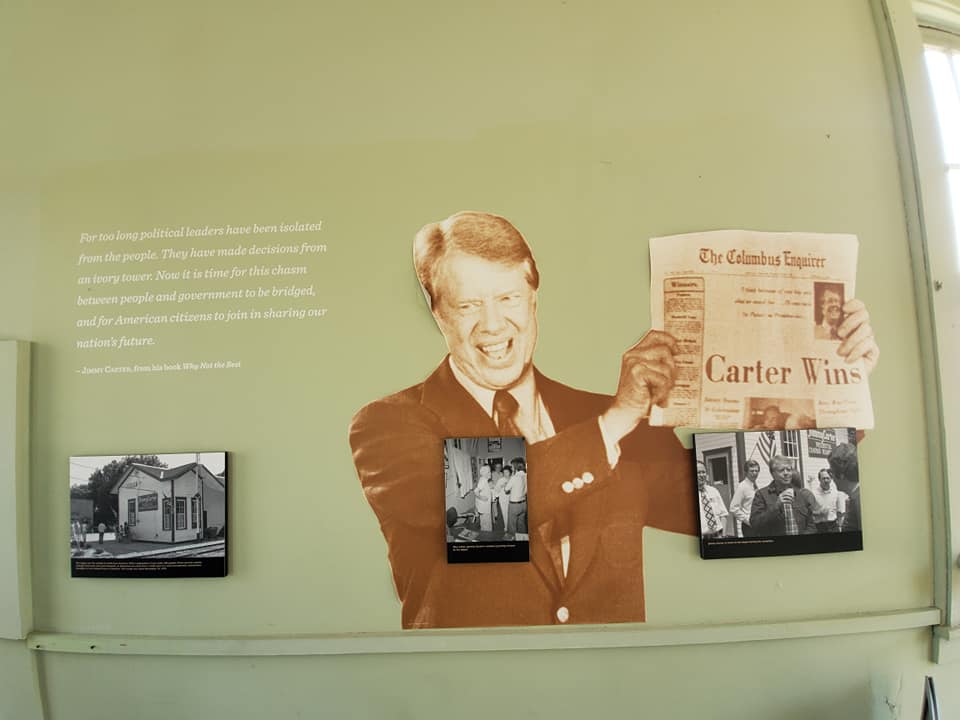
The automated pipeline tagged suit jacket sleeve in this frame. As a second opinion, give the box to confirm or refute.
[350,396,456,627]
[525,415,621,528]
[525,418,696,538]
[620,422,698,536]
[750,487,781,535]
[350,397,448,531]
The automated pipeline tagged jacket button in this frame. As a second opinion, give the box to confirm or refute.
[561,481,575,494]
[582,471,594,485]
[556,606,570,623]
[572,476,584,490]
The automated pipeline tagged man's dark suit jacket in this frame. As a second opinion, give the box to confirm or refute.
[349,359,697,629]
[749,484,819,536]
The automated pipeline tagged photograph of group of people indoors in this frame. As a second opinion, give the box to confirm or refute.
[693,428,860,545]
[444,436,528,544]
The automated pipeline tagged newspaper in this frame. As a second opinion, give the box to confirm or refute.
[649,230,874,430]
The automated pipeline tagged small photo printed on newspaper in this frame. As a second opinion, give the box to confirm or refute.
[813,281,845,342]
[692,429,862,559]
[444,436,529,564]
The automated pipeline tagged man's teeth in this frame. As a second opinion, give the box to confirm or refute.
[480,341,509,358]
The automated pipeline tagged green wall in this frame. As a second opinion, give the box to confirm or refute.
[1,0,957,717]
[22,632,958,720]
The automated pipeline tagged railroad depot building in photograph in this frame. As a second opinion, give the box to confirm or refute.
[112,461,226,544]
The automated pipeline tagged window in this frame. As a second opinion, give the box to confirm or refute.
[162,498,172,531]
[914,10,960,653]
[127,498,136,527]
[704,451,731,489]
[191,497,199,529]
[176,497,186,530]
[781,430,801,462]
[924,30,960,262]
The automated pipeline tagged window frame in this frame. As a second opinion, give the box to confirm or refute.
[175,497,186,531]
[891,0,960,661]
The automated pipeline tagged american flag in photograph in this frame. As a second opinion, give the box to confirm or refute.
[756,431,777,465]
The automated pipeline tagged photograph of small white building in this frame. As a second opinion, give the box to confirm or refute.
[113,461,226,544]
[69,452,228,577]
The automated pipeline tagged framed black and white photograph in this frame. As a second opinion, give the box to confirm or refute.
[69,451,228,577]
[692,429,862,559]
[443,436,528,563]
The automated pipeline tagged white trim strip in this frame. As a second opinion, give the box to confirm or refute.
[0,341,31,641]
[26,608,941,657]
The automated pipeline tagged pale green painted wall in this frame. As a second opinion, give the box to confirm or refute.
[1,0,957,717]
[0,640,41,720]
[21,632,957,720]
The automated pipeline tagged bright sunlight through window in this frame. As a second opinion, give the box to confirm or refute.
[925,41,960,262]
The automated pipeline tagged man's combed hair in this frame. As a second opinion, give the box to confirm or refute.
[827,442,859,484]
[767,454,792,472]
[413,211,540,309]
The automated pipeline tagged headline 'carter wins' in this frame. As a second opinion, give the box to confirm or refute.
[705,355,863,385]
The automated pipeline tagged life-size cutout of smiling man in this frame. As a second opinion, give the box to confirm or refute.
[349,210,695,629]
[349,211,878,629]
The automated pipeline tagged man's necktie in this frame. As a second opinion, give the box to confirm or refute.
[783,496,799,535]
[701,490,719,534]
[493,390,522,436]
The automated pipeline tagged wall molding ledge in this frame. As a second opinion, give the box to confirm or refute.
[26,608,942,658]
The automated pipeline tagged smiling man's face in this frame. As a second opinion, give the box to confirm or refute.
[697,462,708,490]
[432,251,538,390]
[818,469,833,491]
[770,458,794,491]
[821,289,842,327]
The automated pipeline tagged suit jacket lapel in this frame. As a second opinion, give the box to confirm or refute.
[421,358,499,436]
[534,369,581,432]
[533,367,608,595]
[562,488,608,593]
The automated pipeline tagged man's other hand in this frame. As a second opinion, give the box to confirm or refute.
[837,298,879,375]
[602,330,678,443]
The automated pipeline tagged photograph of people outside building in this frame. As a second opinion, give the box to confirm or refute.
[444,436,528,563]
[69,452,228,577]
[693,429,862,559]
